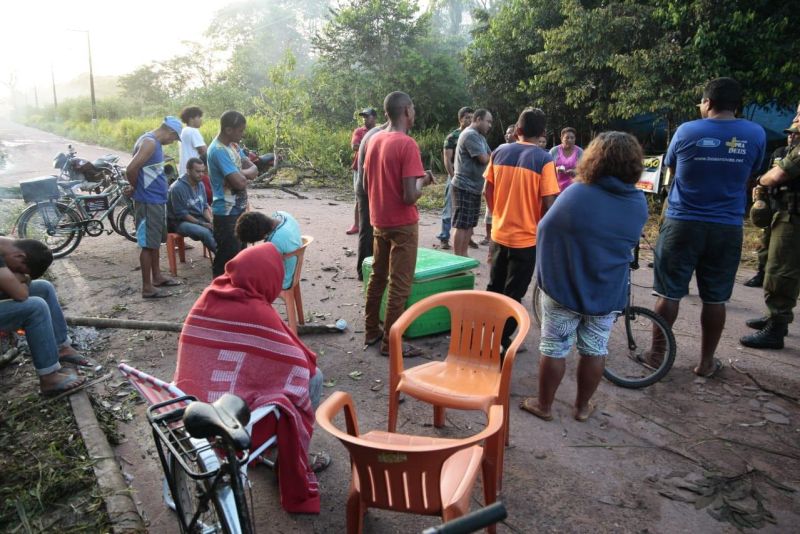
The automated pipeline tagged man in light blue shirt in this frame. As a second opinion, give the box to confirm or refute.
[235,211,302,289]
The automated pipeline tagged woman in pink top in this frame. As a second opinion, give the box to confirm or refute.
[549,127,584,191]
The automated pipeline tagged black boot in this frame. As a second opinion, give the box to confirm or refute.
[745,316,788,335]
[740,321,787,350]
[744,270,764,287]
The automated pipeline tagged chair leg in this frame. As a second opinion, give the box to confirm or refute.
[283,293,298,334]
[346,489,364,534]
[294,285,305,325]
[503,400,510,446]
[166,235,178,277]
[434,405,446,428]
[176,235,186,263]
[388,389,399,432]
[483,432,503,496]
[481,454,499,534]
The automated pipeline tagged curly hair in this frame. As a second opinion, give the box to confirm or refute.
[179,106,203,124]
[576,131,644,185]
[235,212,275,244]
[15,239,53,279]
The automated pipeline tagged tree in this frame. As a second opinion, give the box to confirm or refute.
[311,0,469,128]
[118,65,170,115]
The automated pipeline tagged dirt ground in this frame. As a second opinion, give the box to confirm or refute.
[1,122,799,533]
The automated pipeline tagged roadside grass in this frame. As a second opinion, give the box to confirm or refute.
[0,388,110,531]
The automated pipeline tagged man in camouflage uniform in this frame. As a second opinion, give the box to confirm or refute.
[436,106,473,249]
[741,102,800,349]
[744,123,799,287]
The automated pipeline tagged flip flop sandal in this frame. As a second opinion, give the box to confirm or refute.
[364,333,383,348]
[694,358,723,379]
[519,397,554,421]
[40,373,87,398]
[574,402,597,422]
[59,353,103,372]
[143,289,173,299]
[154,279,182,287]
[310,451,331,473]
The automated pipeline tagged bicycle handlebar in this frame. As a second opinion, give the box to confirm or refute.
[421,502,507,534]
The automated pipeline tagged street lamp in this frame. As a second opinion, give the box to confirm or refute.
[68,29,97,126]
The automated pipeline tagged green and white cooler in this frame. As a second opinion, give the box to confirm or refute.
[361,248,480,338]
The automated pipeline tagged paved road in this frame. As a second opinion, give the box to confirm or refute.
[0,119,128,189]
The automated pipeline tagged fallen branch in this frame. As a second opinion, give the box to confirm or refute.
[65,316,343,336]
[0,347,20,368]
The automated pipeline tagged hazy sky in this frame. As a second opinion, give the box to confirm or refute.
[1,0,217,91]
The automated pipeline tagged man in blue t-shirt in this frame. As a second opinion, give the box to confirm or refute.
[207,110,258,277]
[649,77,766,378]
[126,116,183,298]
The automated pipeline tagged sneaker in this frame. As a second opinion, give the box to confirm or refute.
[440,240,451,250]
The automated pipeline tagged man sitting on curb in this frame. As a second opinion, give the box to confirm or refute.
[168,157,217,254]
[0,238,99,396]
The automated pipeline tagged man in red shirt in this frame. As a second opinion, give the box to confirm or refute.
[363,92,434,356]
[347,108,377,234]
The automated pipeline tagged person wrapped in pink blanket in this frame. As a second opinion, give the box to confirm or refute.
[174,242,328,513]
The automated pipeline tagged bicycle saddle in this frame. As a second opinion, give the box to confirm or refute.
[183,394,252,451]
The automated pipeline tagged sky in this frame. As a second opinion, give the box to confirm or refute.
[0,0,218,95]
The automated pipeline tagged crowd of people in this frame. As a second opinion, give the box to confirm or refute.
[1,75,798,518]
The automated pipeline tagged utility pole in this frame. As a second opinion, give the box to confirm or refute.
[51,65,58,110]
[34,86,39,108]
[68,29,97,125]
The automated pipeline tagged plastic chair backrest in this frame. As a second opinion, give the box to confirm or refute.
[282,235,313,289]
[316,391,503,515]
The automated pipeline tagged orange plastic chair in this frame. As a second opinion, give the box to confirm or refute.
[277,235,313,333]
[166,233,186,277]
[387,290,530,493]
[316,391,503,534]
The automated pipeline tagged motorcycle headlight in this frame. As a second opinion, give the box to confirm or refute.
[53,153,67,169]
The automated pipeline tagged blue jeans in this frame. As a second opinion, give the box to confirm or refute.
[175,221,217,253]
[0,280,67,375]
[437,178,452,241]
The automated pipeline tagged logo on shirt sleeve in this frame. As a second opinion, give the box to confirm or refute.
[696,138,721,148]
[725,137,747,155]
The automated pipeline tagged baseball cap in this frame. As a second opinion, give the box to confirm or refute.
[358,108,377,117]
[784,123,800,134]
[162,116,183,138]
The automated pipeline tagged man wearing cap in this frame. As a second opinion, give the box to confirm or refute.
[347,108,377,235]
[742,102,800,350]
[126,116,182,298]
[743,122,800,287]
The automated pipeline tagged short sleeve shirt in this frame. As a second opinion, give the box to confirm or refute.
[484,142,560,248]
[452,127,490,194]
[779,143,800,180]
[364,131,426,229]
[351,126,368,170]
[179,126,206,175]
[443,128,461,152]
[207,137,247,217]
[664,118,766,226]
[264,211,302,290]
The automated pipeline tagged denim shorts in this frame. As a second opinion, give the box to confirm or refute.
[653,218,743,304]
[538,291,617,358]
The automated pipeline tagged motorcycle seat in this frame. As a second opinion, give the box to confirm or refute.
[183,393,252,451]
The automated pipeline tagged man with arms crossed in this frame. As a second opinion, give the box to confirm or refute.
[127,116,182,298]
[207,110,258,277]
[451,109,493,257]
[363,91,434,357]
[648,78,765,377]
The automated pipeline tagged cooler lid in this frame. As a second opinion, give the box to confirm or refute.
[363,247,479,281]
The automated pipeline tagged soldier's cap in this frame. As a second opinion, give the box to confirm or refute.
[358,108,377,117]
[784,123,800,134]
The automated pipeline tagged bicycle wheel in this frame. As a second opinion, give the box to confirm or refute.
[603,306,676,388]
[169,438,240,534]
[117,205,138,243]
[531,285,543,327]
[108,196,134,236]
[16,201,83,259]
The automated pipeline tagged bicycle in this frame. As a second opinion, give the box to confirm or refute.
[120,363,279,534]
[15,157,135,258]
[531,241,676,389]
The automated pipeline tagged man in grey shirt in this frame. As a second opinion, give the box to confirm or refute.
[451,109,493,257]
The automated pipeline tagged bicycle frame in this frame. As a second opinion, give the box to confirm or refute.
[148,396,254,534]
